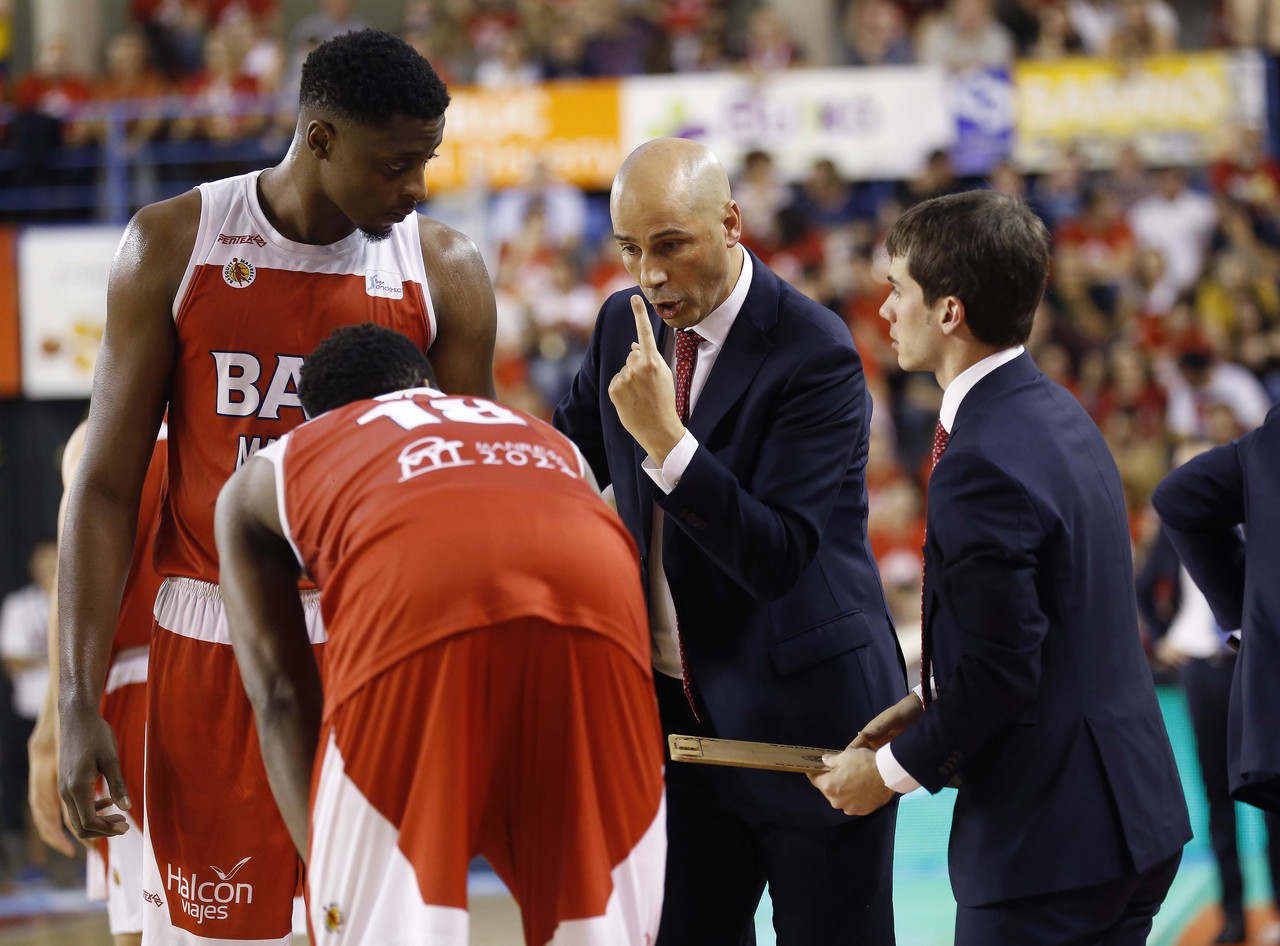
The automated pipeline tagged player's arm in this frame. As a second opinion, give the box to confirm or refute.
[59,194,194,839]
[418,217,497,399]
[29,422,86,856]
[216,455,319,862]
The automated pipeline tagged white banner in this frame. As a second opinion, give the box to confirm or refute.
[19,226,124,399]
[620,66,955,183]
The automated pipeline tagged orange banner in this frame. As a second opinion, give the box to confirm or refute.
[0,228,18,397]
[426,79,622,192]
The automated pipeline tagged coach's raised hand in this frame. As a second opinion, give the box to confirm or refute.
[607,293,686,465]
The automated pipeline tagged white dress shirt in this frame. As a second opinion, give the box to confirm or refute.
[877,344,1025,793]
[645,248,752,677]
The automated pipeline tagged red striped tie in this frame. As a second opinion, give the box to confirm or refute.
[673,329,704,718]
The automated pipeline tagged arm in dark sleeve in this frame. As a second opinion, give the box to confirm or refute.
[1152,436,1249,631]
[890,451,1049,793]
[1134,526,1181,640]
[659,341,864,601]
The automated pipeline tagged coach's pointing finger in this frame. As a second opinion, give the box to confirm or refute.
[608,295,685,464]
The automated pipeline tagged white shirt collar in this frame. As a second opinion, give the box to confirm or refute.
[688,247,751,349]
[939,345,1024,433]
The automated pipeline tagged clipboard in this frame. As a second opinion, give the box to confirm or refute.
[668,734,838,773]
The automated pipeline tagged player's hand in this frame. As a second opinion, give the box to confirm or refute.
[28,716,75,856]
[58,708,130,840]
[607,294,686,464]
[849,693,925,751]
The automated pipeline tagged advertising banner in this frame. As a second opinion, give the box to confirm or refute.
[19,226,123,399]
[424,79,623,192]
[620,66,955,182]
[1014,50,1267,170]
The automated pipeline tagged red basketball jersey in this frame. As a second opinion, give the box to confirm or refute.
[265,388,648,714]
[156,170,435,582]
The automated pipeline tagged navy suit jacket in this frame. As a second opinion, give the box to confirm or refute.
[891,352,1190,905]
[1153,403,1280,813]
[553,251,906,828]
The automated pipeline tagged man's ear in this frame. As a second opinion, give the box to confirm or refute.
[939,296,966,337]
[306,120,335,160]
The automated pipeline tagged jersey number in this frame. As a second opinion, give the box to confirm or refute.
[356,393,528,431]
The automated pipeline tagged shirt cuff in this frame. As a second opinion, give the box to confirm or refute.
[641,430,698,494]
[912,677,936,703]
[876,744,921,794]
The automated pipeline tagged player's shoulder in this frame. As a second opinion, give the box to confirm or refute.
[415,214,484,274]
[118,189,202,278]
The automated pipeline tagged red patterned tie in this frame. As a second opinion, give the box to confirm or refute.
[673,329,703,424]
[921,420,950,707]
[672,328,703,718]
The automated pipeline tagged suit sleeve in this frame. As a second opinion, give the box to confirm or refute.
[890,450,1050,793]
[658,340,863,601]
[1134,526,1181,640]
[1151,436,1249,632]
[551,303,611,491]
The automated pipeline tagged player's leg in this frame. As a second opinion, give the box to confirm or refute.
[310,643,482,945]
[101,652,149,945]
[142,579,310,945]
[500,620,667,946]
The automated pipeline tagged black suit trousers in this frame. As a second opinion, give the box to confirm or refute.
[653,672,897,946]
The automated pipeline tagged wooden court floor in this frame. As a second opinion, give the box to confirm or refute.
[0,894,527,945]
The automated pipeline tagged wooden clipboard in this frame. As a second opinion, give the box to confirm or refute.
[668,734,837,773]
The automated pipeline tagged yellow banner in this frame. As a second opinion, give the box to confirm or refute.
[1014,51,1253,169]
[425,79,622,192]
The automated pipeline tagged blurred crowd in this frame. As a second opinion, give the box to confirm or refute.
[5,0,1275,155]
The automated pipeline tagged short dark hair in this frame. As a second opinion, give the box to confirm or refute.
[299,29,450,127]
[300,323,436,417]
[885,190,1051,347]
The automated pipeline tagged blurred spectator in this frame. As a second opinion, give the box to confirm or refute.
[0,542,56,873]
[896,148,965,207]
[131,0,212,77]
[660,0,720,73]
[541,17,589,78]
[841,0,914,65]
[489,160,590,251]
[1209,125,1280,221]
[1067,0,1177,55]
[1129,167,1218,304]
[525,250,600,408]
[475,28,542,86]
[171,28,265,144]
[733,150,792,247]
[1098,142,1154,212]
[987,157,1028,197]
[11,36,94,186]
[792,158,866,229]
[580,0,661,76]
[1026,1,1086,58]
[1104,0,1177,62]
[1031,146,1086,230]
[0,0,11,92]
[73,30,170,154]
[1160,345,1271,442]
[880,548,923,689]
[1222,0,1280,52]
[226,8,285,93]
[738,7,804,72]
[1055,186,1136,315]
[916,0,1016,71]
[287,0,366,49]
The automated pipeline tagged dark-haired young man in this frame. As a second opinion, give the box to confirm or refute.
[810,190,1191,946]
[217,323,665,946]
[56,30,496,945]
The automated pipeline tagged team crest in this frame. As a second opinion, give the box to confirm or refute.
[223,257,256,288]
[112,867,121,886]
[323,903,345,933]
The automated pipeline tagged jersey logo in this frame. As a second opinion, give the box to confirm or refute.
[365,270,403,300]
[223,257,256,288]
[216,233,267,247]
[323,903,345,933]
[210,856,252,881]
[398,436,474,480]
